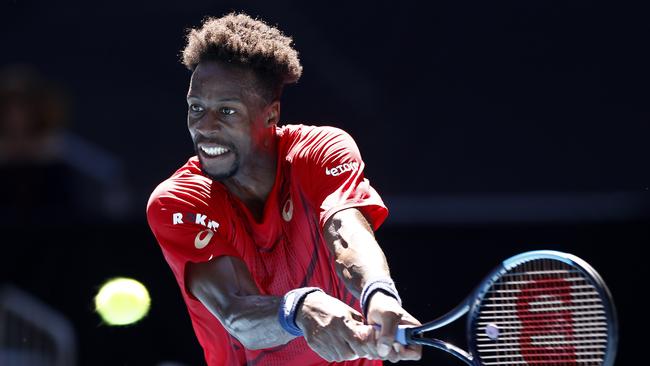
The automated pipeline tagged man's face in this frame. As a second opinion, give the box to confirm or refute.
[186,61,273,181]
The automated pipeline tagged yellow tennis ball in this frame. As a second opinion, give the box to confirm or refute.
[95,277,150,326]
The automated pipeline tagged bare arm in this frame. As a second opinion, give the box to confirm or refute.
[187,254,376,361]
[186,256,294,350]
[323,207,391,296]
[323,207,422,362]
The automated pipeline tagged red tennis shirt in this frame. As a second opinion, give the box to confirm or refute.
[147,124,388,365]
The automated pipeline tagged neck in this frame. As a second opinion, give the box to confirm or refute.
[223,135,278,217]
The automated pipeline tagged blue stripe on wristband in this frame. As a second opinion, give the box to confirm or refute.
[360,278,402,318]
[278,287,323,336]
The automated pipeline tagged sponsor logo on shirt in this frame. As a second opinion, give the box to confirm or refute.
[172,212,220,230]
[172,212,220,249]
[194,229,214,249]
[325,161,359,177]
[282,198,293,222]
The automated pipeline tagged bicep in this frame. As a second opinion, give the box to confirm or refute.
[186,256,260,319]
[323,207,375,252]
[323,207,390,295]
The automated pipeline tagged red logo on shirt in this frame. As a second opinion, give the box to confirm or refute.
[325,161,359,177]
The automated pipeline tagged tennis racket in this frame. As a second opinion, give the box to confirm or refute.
[393,250,617,365]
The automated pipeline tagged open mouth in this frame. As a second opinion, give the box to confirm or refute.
[199,144,231,158]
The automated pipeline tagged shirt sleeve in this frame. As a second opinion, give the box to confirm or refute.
[294,126,388,230]
[146,178,239,298]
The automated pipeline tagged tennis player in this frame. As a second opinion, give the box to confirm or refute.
[147,13,421,365]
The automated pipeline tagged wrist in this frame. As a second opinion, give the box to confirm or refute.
[294,290,321,332]
[278,287,323,336]
[360,277,402,318]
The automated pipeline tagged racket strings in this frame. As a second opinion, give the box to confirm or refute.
[474,259,609,365]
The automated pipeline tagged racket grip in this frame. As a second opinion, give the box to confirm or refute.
[395,325,408,345]
[372,324,410,345]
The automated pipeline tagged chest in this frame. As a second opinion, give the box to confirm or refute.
[228,178,333,295]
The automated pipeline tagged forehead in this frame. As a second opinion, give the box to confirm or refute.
[188,61,258,98]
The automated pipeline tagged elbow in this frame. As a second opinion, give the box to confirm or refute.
[223,318,257,349]
[224,323,287,350]
[239,339,267,350]
[221,308,247,341]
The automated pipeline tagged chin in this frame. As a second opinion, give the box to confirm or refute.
[200,161,239,181]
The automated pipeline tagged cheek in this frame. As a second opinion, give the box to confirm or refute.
[249,119,271,144]
[228,126,252,151]
[187,124,197,140]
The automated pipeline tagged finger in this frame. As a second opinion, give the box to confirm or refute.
[345,337,366,360]
[359,324,381,359]
[345,329,369,359]
[399,311,422,326]
[343,325,368,359]
[311,331,339,362]
[393,342,403,354]
[348,320,384,360]
[377,312,401,357]
[347,325,379,359]
[328,331,356,361]
[386,346,400,363]
[378,337,400,362]
[365,330,382,359]
[398,344,423,361]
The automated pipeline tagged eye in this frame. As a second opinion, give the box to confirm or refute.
[189,104,204,113]
[220,107,236,115]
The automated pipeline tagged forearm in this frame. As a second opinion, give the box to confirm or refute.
[324,209,422,362]
[196,290,295,349]
[187,257,296,350]
[324,208,392,297]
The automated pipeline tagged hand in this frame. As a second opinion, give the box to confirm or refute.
[366,291,422,363]
[295,291,379,362]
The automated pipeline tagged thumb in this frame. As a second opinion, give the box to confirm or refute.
[377,313,401,357]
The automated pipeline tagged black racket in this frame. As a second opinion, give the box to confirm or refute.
[393,250,617,365]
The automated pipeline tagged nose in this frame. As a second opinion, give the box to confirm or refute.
[192,110,223,136]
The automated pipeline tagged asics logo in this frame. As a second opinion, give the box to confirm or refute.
[325,161,359,177]
[194,229,214,249]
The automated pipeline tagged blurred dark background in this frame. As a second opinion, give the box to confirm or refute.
[1,0,648,365]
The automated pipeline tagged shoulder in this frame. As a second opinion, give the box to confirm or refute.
[146,157,227,227]
[146,158,236,269]
[279,124,353,143]
[279,124,359,161]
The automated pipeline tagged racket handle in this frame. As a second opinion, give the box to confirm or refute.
[395,325,408,345]
[372,324,410,345]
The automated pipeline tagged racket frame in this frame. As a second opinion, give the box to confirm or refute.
[402,250,618,366]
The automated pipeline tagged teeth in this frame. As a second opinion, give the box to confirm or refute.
[200,145,230,157]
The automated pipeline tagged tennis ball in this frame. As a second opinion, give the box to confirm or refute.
[94,277,150,326]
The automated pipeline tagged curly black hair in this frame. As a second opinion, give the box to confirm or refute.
[182,13,303,101]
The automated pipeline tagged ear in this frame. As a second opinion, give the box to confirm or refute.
[265,101,281,126]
